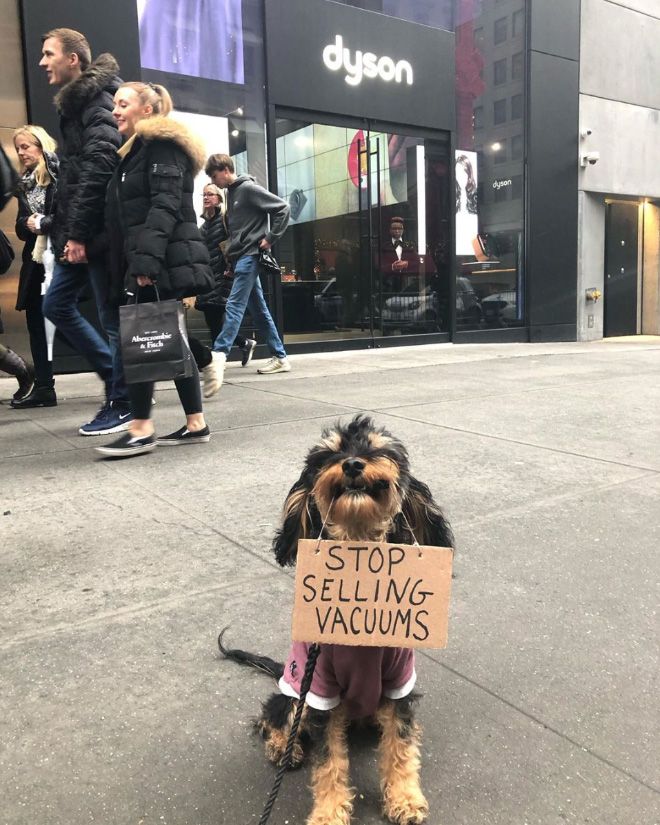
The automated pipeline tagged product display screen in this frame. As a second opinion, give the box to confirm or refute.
[455,150,479,257]
[137,0,244,84]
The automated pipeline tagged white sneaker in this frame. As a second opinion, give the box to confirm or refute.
[257,356,291,375]
[202,351,226,397]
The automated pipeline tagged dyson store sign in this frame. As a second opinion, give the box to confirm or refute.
[322,35,414,87]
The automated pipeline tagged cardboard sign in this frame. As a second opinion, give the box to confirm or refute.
[292,540,453,649]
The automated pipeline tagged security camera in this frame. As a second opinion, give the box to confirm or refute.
[581,151,600,167]
[580,127,593,139]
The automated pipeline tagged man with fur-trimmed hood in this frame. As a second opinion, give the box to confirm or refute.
[40,28,131,437]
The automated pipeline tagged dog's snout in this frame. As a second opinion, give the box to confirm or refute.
[343,458,366,478]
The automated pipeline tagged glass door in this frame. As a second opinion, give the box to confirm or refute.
[274,115,451,344]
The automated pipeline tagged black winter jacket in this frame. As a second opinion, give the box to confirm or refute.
[105,116,213,302]
[51,53,122,260]
[195,208,233,310]
[14,152,59,311]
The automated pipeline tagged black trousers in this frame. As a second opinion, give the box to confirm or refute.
[24,279,55,389]
[204,306,247,350]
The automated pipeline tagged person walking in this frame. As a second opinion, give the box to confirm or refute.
[10,125,59,409]
[194,183,256,376]
[39,28,131,435]
[95,81,214,458]
[204,153,291,390]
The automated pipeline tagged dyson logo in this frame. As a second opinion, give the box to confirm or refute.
[322,35,414,87]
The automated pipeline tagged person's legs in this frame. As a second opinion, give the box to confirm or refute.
[212,255,260,355]
[157,360,210,445]
[189,335,212,369]
[42,262,113,389]
[246,276,287,360]
[87,260,128,406]
[25,285,54,389]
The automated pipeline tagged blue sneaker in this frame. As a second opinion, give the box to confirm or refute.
[79,401,133,437]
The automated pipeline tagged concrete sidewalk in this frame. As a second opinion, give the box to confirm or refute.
[1,339,659,825]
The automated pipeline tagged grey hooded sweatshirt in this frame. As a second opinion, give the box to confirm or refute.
[225,174,290,266]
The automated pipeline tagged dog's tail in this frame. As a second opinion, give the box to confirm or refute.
[218,627,285,680]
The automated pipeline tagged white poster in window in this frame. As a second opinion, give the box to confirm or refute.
[455,150,479,256]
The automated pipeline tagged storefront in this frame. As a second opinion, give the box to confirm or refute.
[3,0,531,368]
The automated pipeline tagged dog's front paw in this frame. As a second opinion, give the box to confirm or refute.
[306,803,352,825]
[382,788,429,825]
[258,720,306,769]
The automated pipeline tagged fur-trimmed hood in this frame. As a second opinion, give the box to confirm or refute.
[132,116,207,176]
[54,53,121,117]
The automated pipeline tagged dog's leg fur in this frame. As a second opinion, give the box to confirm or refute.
[256,693,307,769]
[306,706,354,825]
[375,697,429,825]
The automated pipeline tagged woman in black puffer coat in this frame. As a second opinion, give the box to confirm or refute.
[195,184,255,367]
[97,82,216,458]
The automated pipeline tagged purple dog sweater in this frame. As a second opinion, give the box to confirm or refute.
[279,641,416,720]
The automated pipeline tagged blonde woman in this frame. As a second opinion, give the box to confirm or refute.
[11,125,59,408]
[96,81,215,458]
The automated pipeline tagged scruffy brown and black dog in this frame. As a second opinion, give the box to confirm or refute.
[220,414,454,825]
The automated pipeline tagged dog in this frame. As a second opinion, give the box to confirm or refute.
[219,414,454,825]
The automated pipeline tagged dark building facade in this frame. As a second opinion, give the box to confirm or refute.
[3,0,627,370]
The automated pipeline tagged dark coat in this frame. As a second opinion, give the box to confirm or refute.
[14,152,59,311]
[105,116,213,302]
[195,207,233,310]
[51,53,122,260]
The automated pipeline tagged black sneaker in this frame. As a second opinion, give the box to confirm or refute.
[10,386,57,408]
[95,432,156,458]
[156,425,211,446]
[241,339,257,367]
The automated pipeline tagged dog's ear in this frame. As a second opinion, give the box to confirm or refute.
[400,477,454,549]
[272,473,321,567]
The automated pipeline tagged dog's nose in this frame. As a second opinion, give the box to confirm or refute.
[343,458,365,478]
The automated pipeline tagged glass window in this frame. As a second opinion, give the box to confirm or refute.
[493,140,507,164]
[455,1,527,331]
[494,58,507,86]
[494,17,507,45]
[511,134,524,160]
[511,93,523,120]
[328,0,529,333]
[512,51,524,81]
[513,9,524,38]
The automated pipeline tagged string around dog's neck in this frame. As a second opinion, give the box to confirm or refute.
[315,495,336,551]
[401,510,421,548]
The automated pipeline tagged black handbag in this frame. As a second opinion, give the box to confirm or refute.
[259,248,281,276]
[119,287,193,384]
[0,229,15,275]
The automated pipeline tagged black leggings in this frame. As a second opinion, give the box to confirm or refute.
[25,279,55,389]
[128,358,202,419]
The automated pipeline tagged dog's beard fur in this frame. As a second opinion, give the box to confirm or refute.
[313,454,403,542]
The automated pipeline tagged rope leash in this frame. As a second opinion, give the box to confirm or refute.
[255,499,332,824]
[255,642,321,825]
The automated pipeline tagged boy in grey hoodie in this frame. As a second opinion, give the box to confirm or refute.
[205,153,290,392]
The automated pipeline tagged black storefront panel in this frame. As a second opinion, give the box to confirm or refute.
[265,0,455,132]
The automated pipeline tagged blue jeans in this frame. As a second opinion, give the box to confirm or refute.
[42,260,128,403]
[213,254,286,359]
